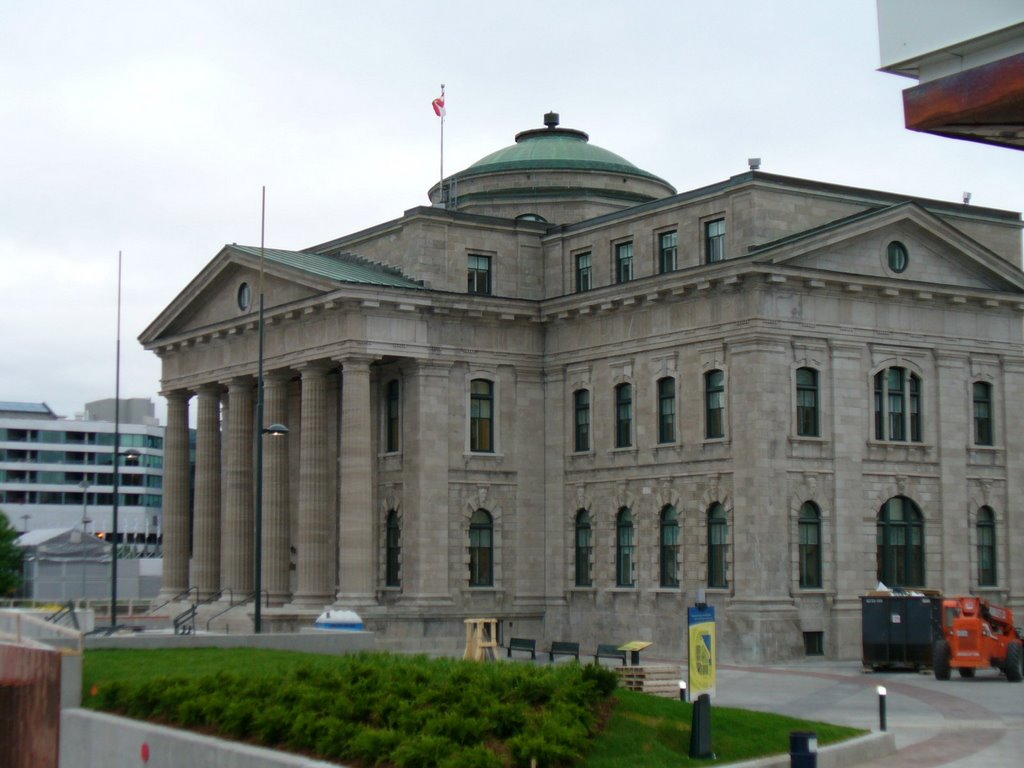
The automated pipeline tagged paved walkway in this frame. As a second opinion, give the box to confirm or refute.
[703,660,1024,767]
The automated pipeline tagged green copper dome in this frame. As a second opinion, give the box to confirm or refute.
[457,112,670,185]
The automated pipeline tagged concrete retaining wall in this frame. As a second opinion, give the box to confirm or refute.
[84,630,375,654]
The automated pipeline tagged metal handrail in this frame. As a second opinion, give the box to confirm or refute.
[205,591,257,632]
[0,609,84,653]
[172,589,225,635]
[45,601,80,631]
[144,586,198,617]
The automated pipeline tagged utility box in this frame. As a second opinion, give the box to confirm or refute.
[861,593,942,671]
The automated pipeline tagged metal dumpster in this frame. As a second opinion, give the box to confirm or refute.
[861,593,942,671]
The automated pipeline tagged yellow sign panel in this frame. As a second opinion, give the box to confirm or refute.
[688,606,716,697]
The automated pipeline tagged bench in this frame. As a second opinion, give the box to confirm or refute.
[507,637,537,660]
[548,640,580,662]
[594,643,627,666]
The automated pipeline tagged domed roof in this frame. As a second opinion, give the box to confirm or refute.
[457,112,670,186]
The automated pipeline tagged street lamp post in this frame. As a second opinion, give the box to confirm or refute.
[79,479,91,603]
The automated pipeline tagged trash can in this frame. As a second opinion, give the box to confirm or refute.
[789,731,817,768]
[861,593,941,670]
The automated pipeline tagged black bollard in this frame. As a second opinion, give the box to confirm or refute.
[789,730,817,768]
[689,692,712,758]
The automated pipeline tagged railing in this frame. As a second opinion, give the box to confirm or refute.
[0,609,84,653]
[144,586,198,617]
[172,589,230,635]
[205,591,256,632]
[44,601,80,631]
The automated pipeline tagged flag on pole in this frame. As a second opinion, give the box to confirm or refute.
[432,87,446,118]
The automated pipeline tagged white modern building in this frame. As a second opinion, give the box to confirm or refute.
[0,400,166,551]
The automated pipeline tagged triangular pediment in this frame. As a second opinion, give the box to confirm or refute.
[751,203,1024,294]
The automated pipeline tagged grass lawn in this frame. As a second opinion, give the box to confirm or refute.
[83,648,865,767]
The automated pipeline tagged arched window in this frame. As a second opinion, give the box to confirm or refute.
[614,383,632,448]
[470,379,494,452]
[469,508,493,586]
[660,505,680,587]
[798,502,822,588]
[616,507,635,587]
[876,497,924,587]
[705,370,725,439]
[657,377,676,444]
[707,503,728,588]
[977,506,996,587]
[385,510,401,587]
[796,368,819,437]
[973,382,993,446]
[574,510,592,587]
[873,367,922,442]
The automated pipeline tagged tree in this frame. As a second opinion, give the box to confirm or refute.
[0,509,23,597]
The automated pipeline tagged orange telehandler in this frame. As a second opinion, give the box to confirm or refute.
[933,596,1024,682]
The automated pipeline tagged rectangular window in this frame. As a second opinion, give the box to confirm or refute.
[705,218,725,263]
[615,242,633,284]
[657,377,676,443]
[467,254,492,295]
[574,389,590,452]
[575,252,592,293]
[705,370,725,439]
[615,384,632,448]
[803,631,824,656]
[385,379,400,453]
[973,382,993,446]
[658,231,678,274]
[887,368,906,441]
[796,368,819,437]
[470,379,494,452]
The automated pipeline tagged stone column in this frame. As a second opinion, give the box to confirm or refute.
[158,389,192,600]
[193,384,223,600]
[936,352,970,595]
[336,357,375,605]
[292,362,335,607]
[263,370,292,605]
[221,377,254,596]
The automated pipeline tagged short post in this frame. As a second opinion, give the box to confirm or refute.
[789,731,817,768]
[678,680,687,703]
[877,685,887,731]
[689,692,712,759]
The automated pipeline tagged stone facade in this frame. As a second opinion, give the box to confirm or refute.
[141,116,1024,662]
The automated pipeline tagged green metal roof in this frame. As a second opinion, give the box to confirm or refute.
[229,245,423,289]
[458,125,668,184]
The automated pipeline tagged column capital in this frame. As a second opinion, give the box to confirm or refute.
[222,375,256,390]
[295,359,336,376]
[196,381,225,397]
[333,355,375,372]
[263,368,293,385]
[161,388,193,402]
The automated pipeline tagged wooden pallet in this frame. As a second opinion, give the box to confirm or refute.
[615,664,684,698]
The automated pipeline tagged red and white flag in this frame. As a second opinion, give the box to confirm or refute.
[432,88,446,118]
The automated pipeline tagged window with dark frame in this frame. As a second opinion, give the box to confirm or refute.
[385,509,401,587]
[470,379,494,452]
[657,376,676,444]
[660,505,680,587]
[707,502,728,588]
[705,218,725,263]
[575,509,593,587]
[977,506,996,587]
[798,501,822,588]
[573,389,590,452]
[385,379,400,452]
[615,242,633,284]
[467,254,492,295]
[876,496,924,587]
[973,381,993,446]
[796,367,820,437]
[575,252,592,293]
[658,231,678,273]
[614,383,632,448]
[469,508,494,586]
[616,507,635,587]
[873,367,922,442]
[705,370,725,439]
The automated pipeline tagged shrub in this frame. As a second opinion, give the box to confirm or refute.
[390,734,458,768]
[439,744,505,768]
[346,726,403,765]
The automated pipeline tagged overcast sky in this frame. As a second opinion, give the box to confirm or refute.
[2,1,1021,424]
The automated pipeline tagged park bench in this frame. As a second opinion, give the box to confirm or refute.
[548,640,580,662]
[594,643,627,665]
[507,637,537,660]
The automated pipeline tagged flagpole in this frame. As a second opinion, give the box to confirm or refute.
[439,83,445,206]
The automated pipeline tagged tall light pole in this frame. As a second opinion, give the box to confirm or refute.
[79,479,91,602]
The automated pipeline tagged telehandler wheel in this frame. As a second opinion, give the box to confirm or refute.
[933,639,951,680]
[1006,640,1023,682]
[957,668,975,678]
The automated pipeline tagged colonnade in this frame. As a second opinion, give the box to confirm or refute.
[158,358,375,610]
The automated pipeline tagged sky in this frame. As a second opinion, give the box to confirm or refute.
[1,1,1022,425]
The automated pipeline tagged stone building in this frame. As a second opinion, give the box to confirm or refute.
[141,113,1024,662]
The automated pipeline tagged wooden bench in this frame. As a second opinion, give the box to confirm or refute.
[594,643,627,666]
[507,637,537,660]
[548,640,580,662]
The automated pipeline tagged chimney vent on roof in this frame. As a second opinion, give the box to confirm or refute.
[963,191,972,205]
[748,157,761,170]
[544,112,559,129]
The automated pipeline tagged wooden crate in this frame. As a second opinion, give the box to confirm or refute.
[615,664,683,698]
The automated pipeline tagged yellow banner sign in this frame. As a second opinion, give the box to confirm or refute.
[688,606,716,697]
